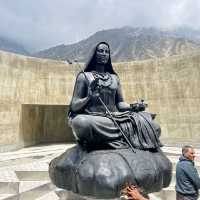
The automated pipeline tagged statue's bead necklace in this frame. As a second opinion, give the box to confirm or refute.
[92,71,113,88]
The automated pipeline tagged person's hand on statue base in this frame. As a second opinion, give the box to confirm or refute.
[127,186,148,200]
[120,185,149,200]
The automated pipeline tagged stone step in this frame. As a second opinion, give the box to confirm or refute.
[0,170,19,195]
[35,191,59,200]
[18,182,55,200]
[15,171,49,181]
[0,144,70,162]
[19,181,50,193]
[0,183,19,196]
[3,162,49,172]
[0,194,18,200]
[0,182,56,200]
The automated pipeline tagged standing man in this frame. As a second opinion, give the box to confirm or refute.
[176,145,200,200]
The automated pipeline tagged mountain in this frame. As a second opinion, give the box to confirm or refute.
[0,36,29,55]
[165,26,200,43]
[33,27,200,62]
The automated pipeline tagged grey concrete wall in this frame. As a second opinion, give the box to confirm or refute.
[0,50,76,151]
[21,105,74,146]
[0,50,200,151]
[115,55,200,144]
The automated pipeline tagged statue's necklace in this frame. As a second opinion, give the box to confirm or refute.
[92,71,113,87]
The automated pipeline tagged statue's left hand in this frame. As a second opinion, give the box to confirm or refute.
[130,100,147,112]
[137,102,146,111]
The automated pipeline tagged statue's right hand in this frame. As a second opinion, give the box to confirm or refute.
[89,78,100,91]
[88,89,100,100]
[87,78,101,100]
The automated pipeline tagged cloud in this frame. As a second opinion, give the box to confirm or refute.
[0,0,199,52]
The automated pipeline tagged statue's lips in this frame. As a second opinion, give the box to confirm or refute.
[99,57,108,63]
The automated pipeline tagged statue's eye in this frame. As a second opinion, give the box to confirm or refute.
[97,48,109,54]
[97,49,104,53]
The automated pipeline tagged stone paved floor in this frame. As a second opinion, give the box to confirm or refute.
[0,143,200,200]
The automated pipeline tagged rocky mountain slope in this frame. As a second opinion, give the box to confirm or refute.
[33,27,200,62]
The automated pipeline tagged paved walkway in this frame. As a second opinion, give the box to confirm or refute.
[0,143,200,200]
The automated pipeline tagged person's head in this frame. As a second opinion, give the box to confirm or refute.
[182,145,195,161]
[84,42,116,74]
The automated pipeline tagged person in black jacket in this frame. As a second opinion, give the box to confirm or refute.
[176,145,200,200]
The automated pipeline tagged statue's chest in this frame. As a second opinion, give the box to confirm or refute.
[86,72,118,91]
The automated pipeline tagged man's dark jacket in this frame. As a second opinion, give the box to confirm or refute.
[176,155,200,199]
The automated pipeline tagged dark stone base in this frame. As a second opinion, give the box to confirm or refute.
[49,145,172,199]
[58,190,121,200]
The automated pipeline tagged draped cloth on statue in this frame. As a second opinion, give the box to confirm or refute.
[71,111,162,150]
[111,111,162,149]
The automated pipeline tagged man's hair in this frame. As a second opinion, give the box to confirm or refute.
[182,145,193,156]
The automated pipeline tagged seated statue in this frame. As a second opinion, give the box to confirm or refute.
[68,41,162,151]
[49,42,172,199]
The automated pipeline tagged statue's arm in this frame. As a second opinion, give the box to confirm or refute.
[116,90,146,112]
[70,73,90,113]
[115,77,132,112]
[115,76,146,112]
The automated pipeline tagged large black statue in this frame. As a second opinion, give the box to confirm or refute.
[49,42,172,199]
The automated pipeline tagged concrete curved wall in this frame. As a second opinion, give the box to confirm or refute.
[0,50,200,151]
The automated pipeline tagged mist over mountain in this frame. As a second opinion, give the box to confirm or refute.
[33,26,200,62]
[0,36,29,55]
[165,26,200,42]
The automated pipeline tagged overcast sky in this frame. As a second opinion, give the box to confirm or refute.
[0,0,200,52]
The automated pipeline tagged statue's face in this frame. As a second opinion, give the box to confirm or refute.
[96,43,109,65]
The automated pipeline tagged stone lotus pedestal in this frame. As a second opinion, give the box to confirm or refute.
[49,145,172,199]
